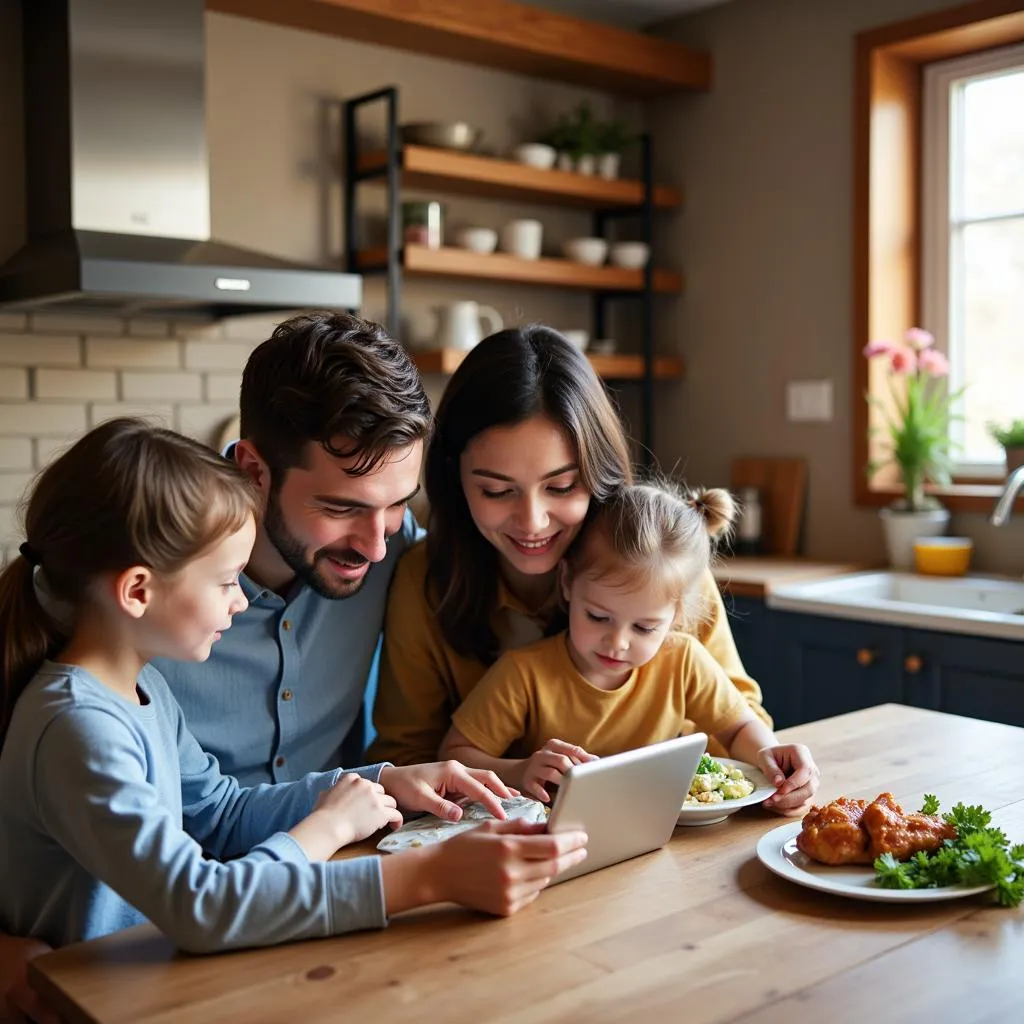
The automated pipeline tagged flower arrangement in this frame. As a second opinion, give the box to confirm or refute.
[864,328,963,512]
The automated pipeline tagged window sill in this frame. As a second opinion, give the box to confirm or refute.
[858,481,1020,514]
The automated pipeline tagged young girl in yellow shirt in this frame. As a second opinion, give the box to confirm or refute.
[441,481,820,814]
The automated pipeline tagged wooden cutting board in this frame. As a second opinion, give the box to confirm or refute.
[730,457,808,557]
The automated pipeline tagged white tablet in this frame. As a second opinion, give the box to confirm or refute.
[545,733,707,884]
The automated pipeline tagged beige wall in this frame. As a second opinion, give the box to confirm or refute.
[649,0,1024,573]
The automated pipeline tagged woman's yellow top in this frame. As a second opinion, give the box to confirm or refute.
[368,540,771,765]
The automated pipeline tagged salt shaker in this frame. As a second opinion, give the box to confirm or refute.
[735,486,764,555]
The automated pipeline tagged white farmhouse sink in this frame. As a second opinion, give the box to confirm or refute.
[767,571,1024,641]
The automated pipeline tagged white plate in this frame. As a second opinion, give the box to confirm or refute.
[755,820,995,903]
[677,758,776,826]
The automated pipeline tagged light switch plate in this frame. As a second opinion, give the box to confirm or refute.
[787,379,834,422]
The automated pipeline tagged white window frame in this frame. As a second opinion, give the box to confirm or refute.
[921,42,1024,478]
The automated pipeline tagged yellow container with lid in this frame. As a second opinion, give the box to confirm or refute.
[913,537,974,576]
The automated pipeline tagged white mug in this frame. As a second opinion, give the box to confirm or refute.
[500,219,543,260]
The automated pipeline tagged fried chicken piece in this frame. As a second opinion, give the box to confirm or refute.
[796,796,873,865]
[861,791,956,861]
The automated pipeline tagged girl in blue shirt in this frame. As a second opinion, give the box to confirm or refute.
[0,419,587,959]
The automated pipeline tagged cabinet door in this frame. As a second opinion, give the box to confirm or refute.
[722,594,782,714]
[904,629,1024,727]
[775,612,905,726]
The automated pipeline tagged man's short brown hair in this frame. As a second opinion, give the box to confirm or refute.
[239,311,431,478]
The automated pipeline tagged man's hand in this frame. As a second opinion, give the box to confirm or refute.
[379,761,514,821]
[0,933,61,1024]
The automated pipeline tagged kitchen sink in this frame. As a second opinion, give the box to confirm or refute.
[767,571,1024,640]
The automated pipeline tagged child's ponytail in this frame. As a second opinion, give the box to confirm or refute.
[0,546,68,746]
[684,487,737,541]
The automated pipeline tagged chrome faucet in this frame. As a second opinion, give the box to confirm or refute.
[990,464,1024,526]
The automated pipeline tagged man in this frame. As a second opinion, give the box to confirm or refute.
[1,312,588,1022]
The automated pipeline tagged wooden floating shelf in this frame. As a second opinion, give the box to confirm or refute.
[357,145,681,210]
[207,0,712,95]
[412,349,684,380]
[357,245,683,293]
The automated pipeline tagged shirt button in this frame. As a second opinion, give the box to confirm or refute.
[282,619,292,631]
[281,689,293,701]
[275,756,286,767]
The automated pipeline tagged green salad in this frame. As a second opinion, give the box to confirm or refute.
[684,754,755,805]
[874,795,1024,908]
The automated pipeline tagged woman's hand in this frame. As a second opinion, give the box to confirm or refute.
[0,933,61,1024]
[756,744,820,815]
[423,820,589,915]
[517,739,598,803]
[378,762,514,821]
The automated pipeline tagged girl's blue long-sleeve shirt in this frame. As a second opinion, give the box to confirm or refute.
[0,662,389,953]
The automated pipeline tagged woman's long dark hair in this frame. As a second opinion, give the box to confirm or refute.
[425,326,634,665]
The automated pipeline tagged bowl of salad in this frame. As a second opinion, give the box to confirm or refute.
[677,754,777,826]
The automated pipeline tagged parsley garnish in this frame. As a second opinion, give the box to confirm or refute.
[696,754,722,775]
[872,797,1024,907]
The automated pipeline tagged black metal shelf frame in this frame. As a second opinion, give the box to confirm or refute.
[342,87,662,463]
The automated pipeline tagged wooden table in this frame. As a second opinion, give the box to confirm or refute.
[32,705,1024,1023]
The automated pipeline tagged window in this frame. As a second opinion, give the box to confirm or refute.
[922,43,1024,476]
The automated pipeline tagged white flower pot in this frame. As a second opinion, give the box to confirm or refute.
[555,152,574,172]
[879,507,950,569]
[597,152,621,179]
[576,154,596,176]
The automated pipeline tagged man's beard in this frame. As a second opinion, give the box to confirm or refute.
[263,485,371,600]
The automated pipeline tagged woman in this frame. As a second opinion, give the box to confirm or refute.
[369,326,771,766]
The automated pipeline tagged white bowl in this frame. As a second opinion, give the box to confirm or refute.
[513,143,557,170]
[560,329,589,352]
[455,227,498,254]
[676,758,776,827]
[609,241,650,270]
[563,237,608,266]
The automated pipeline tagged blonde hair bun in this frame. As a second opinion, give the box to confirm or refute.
[684,487,736,539]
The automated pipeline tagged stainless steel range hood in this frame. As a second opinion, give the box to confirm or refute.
[0,0,362,320]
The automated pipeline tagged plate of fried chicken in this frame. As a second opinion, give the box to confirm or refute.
[755,791,995,902]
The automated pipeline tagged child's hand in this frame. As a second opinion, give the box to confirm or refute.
[0,933,61,1024]
[427,820,589,915]
[756,744,820,815]
[313,772,404,848]
[519,739,598,803]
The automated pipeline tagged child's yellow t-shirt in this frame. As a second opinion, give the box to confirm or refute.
[450,631,750,759]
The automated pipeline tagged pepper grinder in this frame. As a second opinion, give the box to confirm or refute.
[735,486,764,556]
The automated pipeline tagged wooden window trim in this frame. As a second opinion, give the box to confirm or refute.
[853,0,1024,514]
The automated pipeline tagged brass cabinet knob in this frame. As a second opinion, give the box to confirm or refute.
[856,648,877,666]
[904,654,923,674]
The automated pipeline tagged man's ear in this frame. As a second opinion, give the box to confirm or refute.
[113,566,155,620]
[233,440,272,496]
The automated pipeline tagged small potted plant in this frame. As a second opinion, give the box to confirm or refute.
[544,102,601,174]
[595,118,635,180]
[986,419,1024,476]
[864,328,964,568]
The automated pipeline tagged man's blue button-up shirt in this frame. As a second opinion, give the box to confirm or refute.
[156,511,420,787]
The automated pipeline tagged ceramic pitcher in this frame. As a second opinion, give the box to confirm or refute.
[431,301,503,351]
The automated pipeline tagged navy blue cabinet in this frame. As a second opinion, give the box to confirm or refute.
[723,595,1024,729]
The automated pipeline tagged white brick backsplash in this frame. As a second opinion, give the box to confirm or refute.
[183,341,255,371]
[0,335,81,367]
[125,319,172,338]
[0,313,28,332]
[34,436,77,468]
[89,404,175,429]
[0,403,87,435]
[177,320,224,341]
[177,404,238,445]
[86,338,181,370]
[0,504,23,546]
[0,472,35,504]
[0,369,28,399]
[221,314,282,340]
[0,439,33,469]
[36,369,118,401]
[31,313,124,336]
[122,371,202,401]
[205,373,241,402]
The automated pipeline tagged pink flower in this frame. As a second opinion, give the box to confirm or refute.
[905,328,934,350]
[917,347,950,377]
[890,347,917,374]
[863,341,895,358]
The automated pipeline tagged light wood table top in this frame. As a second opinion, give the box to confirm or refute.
[32,705,1024,1023]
